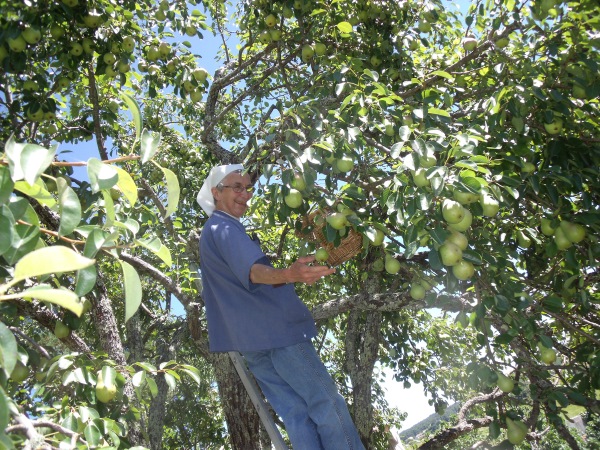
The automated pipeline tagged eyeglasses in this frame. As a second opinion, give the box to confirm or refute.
[218,183,255,194]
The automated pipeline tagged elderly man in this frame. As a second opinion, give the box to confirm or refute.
[198,164,365,450]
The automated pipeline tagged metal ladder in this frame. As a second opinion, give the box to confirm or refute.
[228,352,289,450]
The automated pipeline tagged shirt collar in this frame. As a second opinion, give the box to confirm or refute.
[213,209,241,222]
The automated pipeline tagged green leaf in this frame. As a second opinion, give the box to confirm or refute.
[75,266,97,297]
[146,376,158,397]
[134,361,157,372]
[431,70,454,80]
[159,166,180,218]
[115,167,138,206]
[83,422,101,446]
[542,295,563,313]
[135,237,172,267]
[82,228,111,258]
[101,191,115,228]
[100,365,117,386]
[13,246,95,283]
[16,285,84,316]
[132,371,146,388]
[0,206,15,256]
[163,372,177,391]
[0,387,11,435]
[20,144,57,186]
[140,129,161,164]
[0,166,14,205]
[180,365,201,385]
[336,21,353,33]
[0,322,18,379]
[57,177,82,237]
[1,222,40,265]
[14,179,56,209]
[87,158,118,193]
[428,107,450,118]
[4,136,56,184]
[121,92,142,142]
[121,261,142,323]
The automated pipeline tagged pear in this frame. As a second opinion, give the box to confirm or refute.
[496,372,515,393]
[506,417,528,445]
[96,370,117,403]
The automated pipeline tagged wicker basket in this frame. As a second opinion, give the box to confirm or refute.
[296,210,364,267]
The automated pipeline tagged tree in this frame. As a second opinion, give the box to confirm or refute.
[1,0,599,449]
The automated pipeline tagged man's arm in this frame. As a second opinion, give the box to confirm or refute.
[249,255,336,286]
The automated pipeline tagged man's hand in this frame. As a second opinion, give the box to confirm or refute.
[288,255,336,285]
[249,255,336,286]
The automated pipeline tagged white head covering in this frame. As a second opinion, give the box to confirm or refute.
[197,164,245,216]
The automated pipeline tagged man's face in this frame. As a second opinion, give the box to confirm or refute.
[211,171,253,218]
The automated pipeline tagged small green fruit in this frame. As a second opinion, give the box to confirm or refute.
[336,156,354,173]
[70,42,83,56]
[412,168,429,187]
[50,24,65,39]
[385,255,401,274]
[315,248,329,262]
[446,231,468,251]
[410,284,426,300]
[506,417,528,445]
[8,35,27,52]
[258,30,272,44]
[301,44,314,61]
[371,229,385,246]
[326,212,347,230]
[448,209,473,232]
[516,230,532,248]
[54,321,70,339]
[122,36,135,52]
[553,227,572,250]
[265,14,277,27]
[82,10,103,28]
[453,190,479,205]
[284,189,303,208]
[462,37,477,51]
[544,117,563,135]
[452,260,474,280]
[496,372,515,393]
[439,242,462,266]
[22,27,42,44]
[190,89,203,103]
[540,218,556,236]
[192,68,209,82]
[537,342,557,364]
[290,173,306,191]
[96,380,117,403]
[480,194,500,217]
[314,42,327,56]
[442,199,466,224]
[496,37,509,48]
[559,221,586,243]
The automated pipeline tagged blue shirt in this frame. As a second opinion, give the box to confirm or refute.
[199,210,317,352]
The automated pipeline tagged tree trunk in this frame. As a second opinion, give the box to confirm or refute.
[345,308,381,448]
[210,353,262,450]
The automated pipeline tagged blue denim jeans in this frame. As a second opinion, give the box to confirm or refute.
[242,341,365,450]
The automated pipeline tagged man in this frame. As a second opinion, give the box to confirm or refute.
[198,164,365,450]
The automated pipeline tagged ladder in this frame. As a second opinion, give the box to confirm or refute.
[228,352,289,450]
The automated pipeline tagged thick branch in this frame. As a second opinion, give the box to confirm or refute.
[312,290,423,321]
[418,417,493,450]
